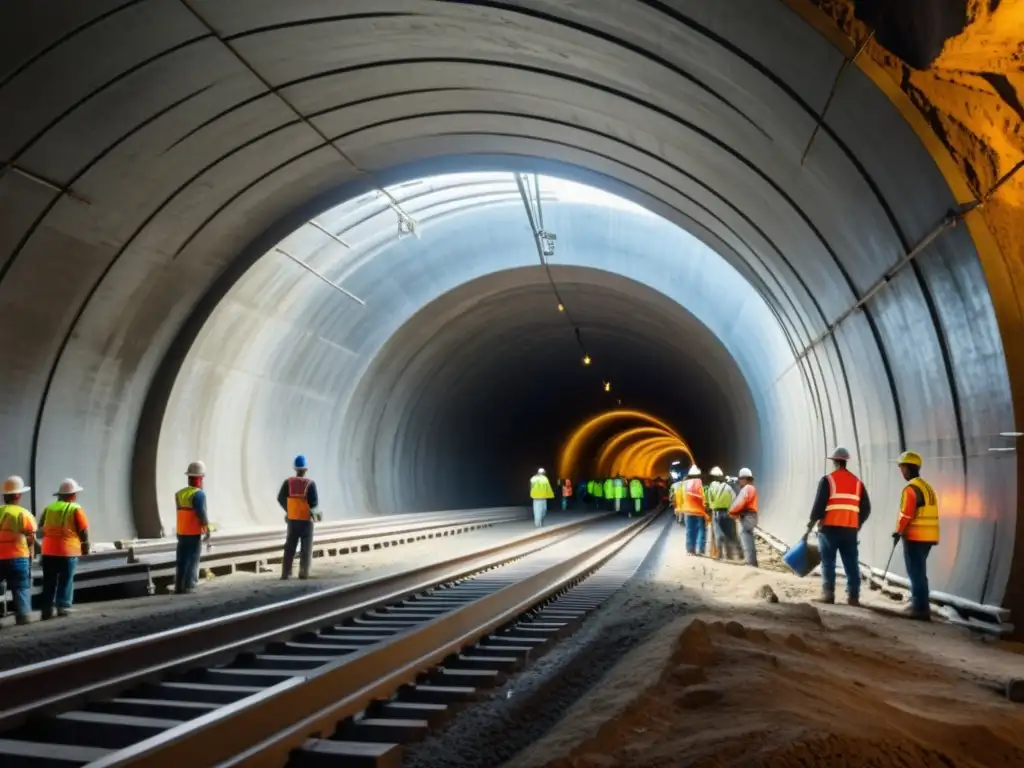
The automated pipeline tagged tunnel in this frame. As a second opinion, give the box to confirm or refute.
[1,1,1021,621]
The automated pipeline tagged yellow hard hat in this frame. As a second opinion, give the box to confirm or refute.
[897,451,922,467]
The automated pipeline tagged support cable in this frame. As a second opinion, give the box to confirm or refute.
[274,247,365,306]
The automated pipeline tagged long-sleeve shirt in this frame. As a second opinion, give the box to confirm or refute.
[191,489,209,526]
[277,479,319,512]
[897,484,924,533]
[808,476,871,528]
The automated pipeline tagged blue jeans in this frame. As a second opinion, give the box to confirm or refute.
[0,557,32,618]
[738,512,759,566]
[903,540,934,614]
[818,526,860,598]
[41,555,78,614]
[684,514,706,554]
[175,535,202,593]
[713,511,742,560]
[283,519,314,577]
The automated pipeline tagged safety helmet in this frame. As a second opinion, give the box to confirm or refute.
[54,478,84,496]
[737,467,753,479]
[828,446,851,462]
[709,466,723,478]
[687,465,701,477]
[185,461,206,477]
[2,475,30,495]
[537,468,546,474]
[294,454,308,470]
[897,450,922,467]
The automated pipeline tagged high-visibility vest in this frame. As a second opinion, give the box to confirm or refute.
[603,479,613,498]
[902,477,939,543]
[593,481,603,498]
[0,505,34,559]
[286,476,312,521]
[40,501,87,557]
[822,469,863,528]
[629,479,643,499]
[706,481,735,511]
[175,487,205,535]
[670,481,684,509]
[613,478,626,500]
[681,479,706,516]
[561,479,573,497]
[730,484,759,516]
[530,474,554,499]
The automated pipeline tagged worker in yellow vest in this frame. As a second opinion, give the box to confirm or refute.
[894,451,939,621]
[628,477,644,517]
[0,476,37,625]
[174,461,210,595]
[277,454,322,579]
[38,479,90,619]
[529,468,554,527]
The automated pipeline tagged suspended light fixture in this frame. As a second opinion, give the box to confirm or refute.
[557,303,565,312]
[582,355,591,366]
[604,381,611,392]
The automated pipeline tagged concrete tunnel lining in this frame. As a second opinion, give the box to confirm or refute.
[0,1,1019,614]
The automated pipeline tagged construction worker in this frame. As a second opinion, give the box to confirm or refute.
[895,451,938,620]
[603,476,614,511]
[728,467,759,567]
[277,455,322,580]
[174,461,210,595]
[706,467,739,561]
[0,476,36,626]
[807,447,871,605]
[612,475,626,514]
[592,477,603,509]
[38,479,90,619]
[529,468,554,527]
[669,472,684,524]
[559,477,573,510]
[628,477,644,517]
[681,465,707,555]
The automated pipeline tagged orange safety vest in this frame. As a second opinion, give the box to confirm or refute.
[681,479,706,517]
[730,484,759,516]
[40,501,87,557]
[286,477,312,521]
[561,479,572,497]
[175,486,205,535]
[0,505,36,559]
[822,469,862,528]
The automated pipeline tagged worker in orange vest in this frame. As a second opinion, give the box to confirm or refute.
[894,451,938,620]
[806,447,871,605]
[560,477,573,510]
[38,478,90,619]
[277,455,321,579]
[680,465,707,555]
[0,476,37,625]
[174,461,210,594]
[728,468,760,567]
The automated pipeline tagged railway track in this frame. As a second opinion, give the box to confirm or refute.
[0,510,663,767]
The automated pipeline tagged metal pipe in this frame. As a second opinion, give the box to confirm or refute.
[274,248,365,306]
[307,219,351,249]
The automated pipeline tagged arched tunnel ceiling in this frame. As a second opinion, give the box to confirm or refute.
[0,1,1021,618]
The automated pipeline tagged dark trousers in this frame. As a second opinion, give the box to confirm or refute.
[175,535,203,594]
[818,526,860,598]
[283,519,314,578]
[713,511,741,560]
[40,555,78,614]
[903,540,934,613]
[0,557,32,618]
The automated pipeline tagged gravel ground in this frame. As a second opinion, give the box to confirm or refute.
[0,513,591,669]
[402,517,1024,768]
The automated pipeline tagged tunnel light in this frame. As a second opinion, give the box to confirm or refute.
[604,381,611,392]
[989,446,1016,452]
[999,431,1023,438]
[582,355,591,366]
[558,303,565,312]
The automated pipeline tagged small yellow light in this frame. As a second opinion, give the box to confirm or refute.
[604,381,611,392]
[557,303,565,312]
[582,355,591,366]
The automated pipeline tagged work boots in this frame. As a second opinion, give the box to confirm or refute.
[847,595,861,607]
[812,590,835,605]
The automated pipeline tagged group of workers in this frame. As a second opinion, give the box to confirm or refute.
[669,465,760,567]
[529,470,666,527]
[0,454,322,627]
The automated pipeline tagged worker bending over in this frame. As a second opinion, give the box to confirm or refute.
[38,479,90,619]
[728,468,759,567]
[680,465,707,555]
[629,477,644,517]
[0,476,37,626]
[895,451,938,621]
[706,467,739,561]
[277,455,322,580]
[530,468,554,527]
[174,461,210,594]
[808,447,871,606]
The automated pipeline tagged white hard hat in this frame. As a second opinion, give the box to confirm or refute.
[186,461,206,477]
[537,468,546,474]
[55,478,84,496]
[738,467,753,479]
[687,465,701,477]
[709,466,723,478]
[2,475,30,495]
[828,446,851,462]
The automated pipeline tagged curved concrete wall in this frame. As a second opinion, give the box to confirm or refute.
[0,2,1019,613]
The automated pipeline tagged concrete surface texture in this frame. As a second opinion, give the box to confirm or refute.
[0,1,1020,618]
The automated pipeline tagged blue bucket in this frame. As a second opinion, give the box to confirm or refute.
[783,537,821,578]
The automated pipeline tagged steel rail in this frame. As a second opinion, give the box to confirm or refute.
[88,514,657,767]
[0,514,609,735]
